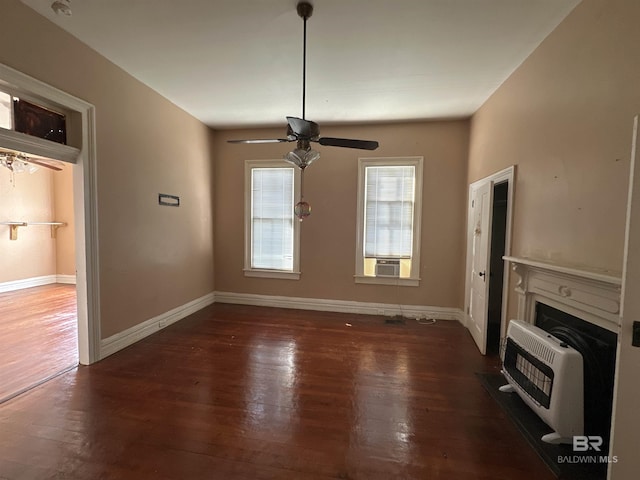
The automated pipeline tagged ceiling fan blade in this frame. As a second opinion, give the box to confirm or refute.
[22,157,64,171]
[227,138,292,144]
[286,117,320,139]
[318,137,379,150]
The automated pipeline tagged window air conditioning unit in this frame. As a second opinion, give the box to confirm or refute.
[500,320,584,444]
[375,258,400,277]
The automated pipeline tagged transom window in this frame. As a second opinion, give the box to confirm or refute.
[0,88,67,144]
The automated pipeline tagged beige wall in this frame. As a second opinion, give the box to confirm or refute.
[469,0,638,276]
[215,120,469,308]
[468,0,640,475]
[1,1,215,338]
[0,166,56,282]
[0,162,75,282]
[52,163,75,276]
[468,0,640,322]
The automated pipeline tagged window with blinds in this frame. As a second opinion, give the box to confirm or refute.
[355,157,423,285]
[364,165,415,258]
[250,167,295,271]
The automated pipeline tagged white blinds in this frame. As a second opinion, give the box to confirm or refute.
[364,165,415,258]
[251,167,294,270]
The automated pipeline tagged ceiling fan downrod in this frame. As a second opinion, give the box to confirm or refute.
[297,2,313,120]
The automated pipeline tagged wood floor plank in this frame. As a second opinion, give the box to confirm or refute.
[0,303,554,479]
[0,284,78,403]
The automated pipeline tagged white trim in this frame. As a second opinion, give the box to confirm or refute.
[215,291,464,322]
[354,275,420,287]
[0,274,76,292]
[244,160,301,279]
[76,103,101,365]
[503,256,621,286]
[608,114,640,480]
[0,62,100,365]
[0,275,57,293]
[0,129,80,163]
[243,269,301,280]
[100,292,215,359]
[56,274,76,284]
[505,256,621,333]
[463,165,515,341]
[355,156,423,285]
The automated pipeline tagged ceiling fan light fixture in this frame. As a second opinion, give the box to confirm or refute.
[0,154,38,174]
[284,148,320,169]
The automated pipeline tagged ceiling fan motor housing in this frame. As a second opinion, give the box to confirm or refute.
[297,2,313,20]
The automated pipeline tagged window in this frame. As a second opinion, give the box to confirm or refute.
[244,160,301,279]
[355,157,423,286]
[0,88,67,144]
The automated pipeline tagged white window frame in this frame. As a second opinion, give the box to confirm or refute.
[244,159,301,280]
[355,156,423,286]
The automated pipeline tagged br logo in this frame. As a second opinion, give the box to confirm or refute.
[573,436,603,452]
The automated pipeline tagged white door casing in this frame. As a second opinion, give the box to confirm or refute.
[0,62,100,364]
[464,166,515,354]
[608,116,640,480]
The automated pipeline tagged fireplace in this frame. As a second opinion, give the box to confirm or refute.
[504,256,621,449]
[535,302,617,446]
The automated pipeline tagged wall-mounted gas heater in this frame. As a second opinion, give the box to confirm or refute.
[500,320,584,444]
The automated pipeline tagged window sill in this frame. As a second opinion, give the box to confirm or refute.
[244,269,301,280]
[354,275,420,287]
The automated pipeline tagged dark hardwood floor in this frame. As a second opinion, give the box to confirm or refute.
[0,284,78,404]
[0,303,554,479]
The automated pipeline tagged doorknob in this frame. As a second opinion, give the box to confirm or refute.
[479,271,486,278]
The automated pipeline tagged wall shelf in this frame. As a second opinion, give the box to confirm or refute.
[0,221,66,240]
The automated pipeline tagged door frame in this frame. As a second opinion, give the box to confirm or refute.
[0,62,101,364]
[608,116,640,479]
[464,166,515,351]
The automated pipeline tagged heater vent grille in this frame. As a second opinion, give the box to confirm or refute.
[519,333,556,365]
[503,337,554,408]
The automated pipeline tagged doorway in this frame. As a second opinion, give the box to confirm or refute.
[486,182,508,355]
[464,166,514,355]
[0,160,79,402]
[0,62,100,367]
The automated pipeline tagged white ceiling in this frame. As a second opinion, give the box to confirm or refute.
[21,0,580,129]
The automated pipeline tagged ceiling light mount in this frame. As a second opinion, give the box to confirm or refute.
[51,0,72,17]
[296,2,313,21]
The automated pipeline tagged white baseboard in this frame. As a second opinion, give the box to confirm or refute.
[99,290,464,361]
[214,291,464,322]
[0,275,57,293]
[56,274,77,285]
[0,274,77,293]
[100,292,215,359]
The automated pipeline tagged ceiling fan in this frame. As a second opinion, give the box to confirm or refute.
[0,148,64,173]
[228,1,380,171]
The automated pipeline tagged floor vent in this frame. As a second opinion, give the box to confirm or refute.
[384,316,406,325]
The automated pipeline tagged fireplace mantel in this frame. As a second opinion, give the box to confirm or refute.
[503,256,621,333]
